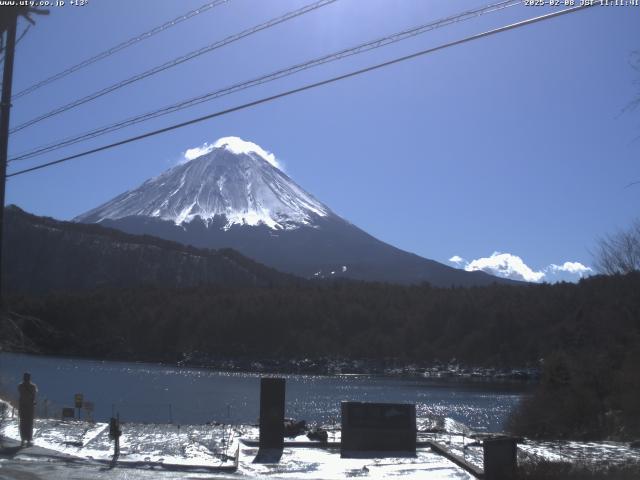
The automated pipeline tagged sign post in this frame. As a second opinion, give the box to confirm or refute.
[74,393,83,420]
[83,401,94,423]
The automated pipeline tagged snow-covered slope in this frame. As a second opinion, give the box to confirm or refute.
[75,137,329,230]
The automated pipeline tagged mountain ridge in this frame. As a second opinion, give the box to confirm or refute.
[74,137,518,287]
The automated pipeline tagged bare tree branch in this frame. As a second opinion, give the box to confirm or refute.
[594,220,640,274]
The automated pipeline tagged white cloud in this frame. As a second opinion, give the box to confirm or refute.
[184,143,215,161]
[450,251,593,283]
[548,261,592,277]
[182,136,282,170]
[449,255,464,265]
[464,252,545,282]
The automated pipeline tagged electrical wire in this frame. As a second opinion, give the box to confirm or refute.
[9,0,520,163]
[11,0,229,100]
[9,0,338,134]
[6,4,595,179]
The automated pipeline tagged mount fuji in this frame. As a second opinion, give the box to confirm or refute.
[75,137,511,286]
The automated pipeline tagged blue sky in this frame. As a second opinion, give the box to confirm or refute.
[4,0,640,282]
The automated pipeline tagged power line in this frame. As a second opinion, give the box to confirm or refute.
[9,0,521,163]
[9,0,338,134]
[11,0,229,100]
[7,4,595,179]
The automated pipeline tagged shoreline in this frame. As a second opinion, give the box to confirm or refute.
[0,349,541,382]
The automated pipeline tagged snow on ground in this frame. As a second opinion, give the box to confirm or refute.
[238,443,473,480]
[1,417,241,468]
[2,408,639,478]
[518,439,640,466]
[0,416,475,478]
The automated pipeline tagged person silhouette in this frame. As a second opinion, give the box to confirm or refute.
[17,372,37,447]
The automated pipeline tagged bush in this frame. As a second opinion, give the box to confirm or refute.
[509,348,640,441]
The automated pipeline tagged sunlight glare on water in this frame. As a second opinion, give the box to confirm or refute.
[0,353,528,431]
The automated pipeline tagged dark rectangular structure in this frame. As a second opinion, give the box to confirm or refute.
[61,407,75,419]
[483,437,518,480]
[259,377,285,449]
[341,401,416,455]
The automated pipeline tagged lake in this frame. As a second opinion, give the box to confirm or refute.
[0,352,530,432]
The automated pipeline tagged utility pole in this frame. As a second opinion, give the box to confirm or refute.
[0,9,19,308]
[0,6,47,307]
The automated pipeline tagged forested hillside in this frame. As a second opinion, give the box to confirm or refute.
[5,273,637,364]
[2,205,299,293]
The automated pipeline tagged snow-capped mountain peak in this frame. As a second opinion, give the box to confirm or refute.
[75,137,329,230]
[184,136,282,170]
